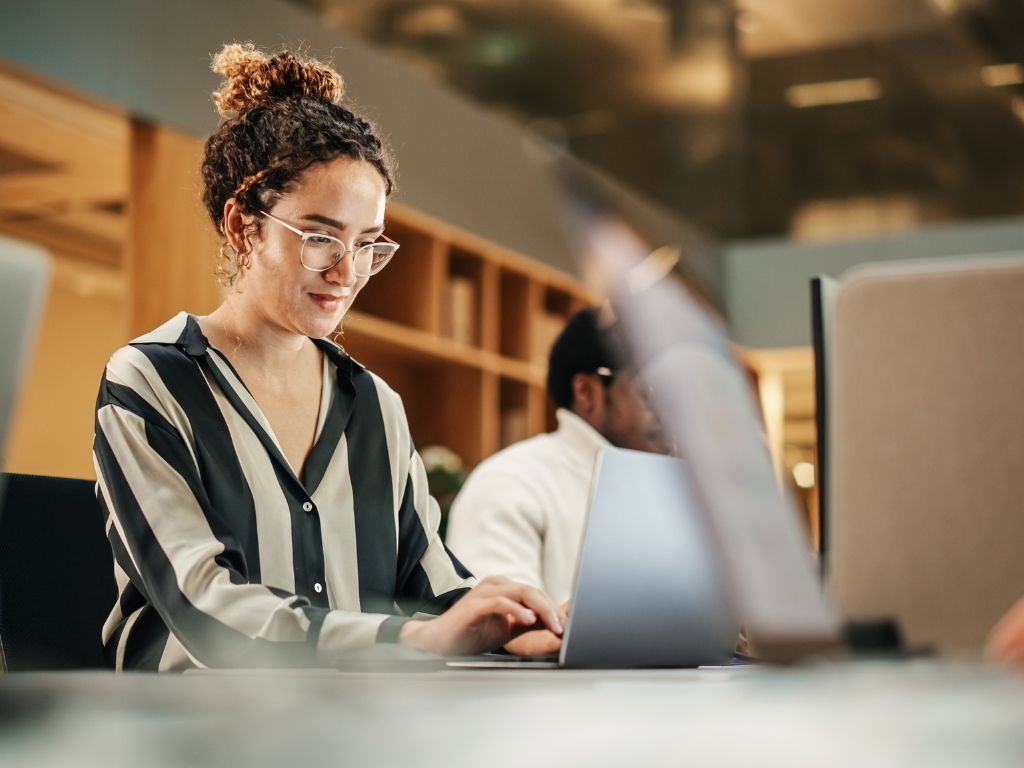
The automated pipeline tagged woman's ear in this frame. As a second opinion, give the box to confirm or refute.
[222,198,251,255]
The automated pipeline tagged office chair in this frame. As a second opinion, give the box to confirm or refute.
[0,473,116,671]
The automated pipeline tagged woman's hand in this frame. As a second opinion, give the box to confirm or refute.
[503,629,563,656]
[504,600,571,656]
[987,595,1024,668]
[398,576,564,657]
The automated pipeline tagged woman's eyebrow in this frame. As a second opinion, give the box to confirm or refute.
[301,213,345,230]
[301,213,384,234]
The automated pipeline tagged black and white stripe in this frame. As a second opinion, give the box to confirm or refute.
[93,312,474,671]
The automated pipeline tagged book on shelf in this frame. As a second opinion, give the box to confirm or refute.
[442,276,477,345]
[500,407,530,447]
[530,311,565,367]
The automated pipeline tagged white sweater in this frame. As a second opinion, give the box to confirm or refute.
[446,409,610,604]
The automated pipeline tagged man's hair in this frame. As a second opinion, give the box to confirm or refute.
[546,307,627,410]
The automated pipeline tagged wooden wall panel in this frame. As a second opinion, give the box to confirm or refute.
[129,122,222,336]
[3,257,128,479]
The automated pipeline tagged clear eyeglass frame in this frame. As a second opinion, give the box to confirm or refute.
[259,210,400,277]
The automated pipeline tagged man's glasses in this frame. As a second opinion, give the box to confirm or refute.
[260,211,399,277]
[595,367,655,403]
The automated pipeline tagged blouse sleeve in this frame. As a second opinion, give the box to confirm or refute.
[389,436,476,617]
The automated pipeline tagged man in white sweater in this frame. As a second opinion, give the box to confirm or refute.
[446,307,668,605]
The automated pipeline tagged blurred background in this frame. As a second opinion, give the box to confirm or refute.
[5,0,1024,543]
[293,0,1024,240]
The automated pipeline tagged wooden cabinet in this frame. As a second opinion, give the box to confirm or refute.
[342,202,593,468]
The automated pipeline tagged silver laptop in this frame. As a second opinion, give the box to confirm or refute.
[0,235,52,461]
[560,447,738,667]
[449,447,739,669]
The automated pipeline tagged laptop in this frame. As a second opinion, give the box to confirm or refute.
[545,156,841,663]
[449,447,740,669]
[0,235,51,462]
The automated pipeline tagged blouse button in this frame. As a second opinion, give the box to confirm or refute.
[302,502,313,512]
[314,583,323,593]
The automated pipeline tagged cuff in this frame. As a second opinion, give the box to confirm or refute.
[376,615,411,644]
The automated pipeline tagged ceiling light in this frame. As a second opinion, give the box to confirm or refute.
[616,0,667,23]
[735,11,760,34]
[394,6,466,38]
[981,64,1024,87]
[926,0,957,15]
[792,462,815,489]
[785,78,882,108]
[646,53,735,109]
[1011,96,1024,126]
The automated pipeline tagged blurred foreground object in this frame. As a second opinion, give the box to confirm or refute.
[0,235,51,464]
[988,595,1024,668]
[552,157,839,662]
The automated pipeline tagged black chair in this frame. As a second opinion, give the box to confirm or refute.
[0,473,116,671]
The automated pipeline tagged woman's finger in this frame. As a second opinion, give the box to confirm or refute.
[511,585,564,635]
[482,595,536,627]
[470,578,564,635]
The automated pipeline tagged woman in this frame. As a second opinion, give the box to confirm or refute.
[93,44,563,671]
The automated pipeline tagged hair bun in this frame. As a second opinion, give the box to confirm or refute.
[211,43,345,117]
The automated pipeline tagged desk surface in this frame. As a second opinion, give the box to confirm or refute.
[1,661,1022,767]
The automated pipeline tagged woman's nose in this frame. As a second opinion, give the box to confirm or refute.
[324,251,358,287]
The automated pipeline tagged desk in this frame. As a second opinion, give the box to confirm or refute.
[1,662,1022,767]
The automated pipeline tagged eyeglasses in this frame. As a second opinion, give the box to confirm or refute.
[595,367,655,403]
[260,211,400,277]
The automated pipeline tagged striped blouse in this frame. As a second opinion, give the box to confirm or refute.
[93,312,475,671]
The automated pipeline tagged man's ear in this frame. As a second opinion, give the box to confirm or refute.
[570,373,603,421]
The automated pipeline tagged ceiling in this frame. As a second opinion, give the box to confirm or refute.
[290,0,1024,239]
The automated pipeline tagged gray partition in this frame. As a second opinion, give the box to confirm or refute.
[828,254,1024,657]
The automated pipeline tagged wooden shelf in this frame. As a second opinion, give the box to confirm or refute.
[739,345,818,547]
[337,202,594,468]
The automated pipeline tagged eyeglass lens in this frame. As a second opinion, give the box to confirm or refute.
[300,237,396,276]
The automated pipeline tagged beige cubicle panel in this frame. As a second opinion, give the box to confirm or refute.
[829,255,1024,658]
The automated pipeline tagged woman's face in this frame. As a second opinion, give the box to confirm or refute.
[233,156,388,340]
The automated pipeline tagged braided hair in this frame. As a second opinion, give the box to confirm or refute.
[201,43,395,284]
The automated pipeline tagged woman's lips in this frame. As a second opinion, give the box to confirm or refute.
[310,293,347,312]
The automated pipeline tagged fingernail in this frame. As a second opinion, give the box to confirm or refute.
[552,617,564,635]
[523,610,537,624]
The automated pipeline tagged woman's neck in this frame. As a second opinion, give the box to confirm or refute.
[201,295,318,392]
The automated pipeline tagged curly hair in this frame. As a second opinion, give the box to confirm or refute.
[201,43,396,284]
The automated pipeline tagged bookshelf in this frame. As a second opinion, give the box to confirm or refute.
[341,201,594,467]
